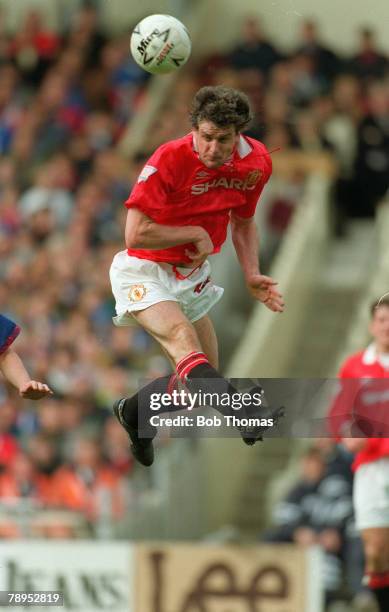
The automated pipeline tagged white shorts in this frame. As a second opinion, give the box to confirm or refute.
[109,251,224,325]
[353,458,389,530]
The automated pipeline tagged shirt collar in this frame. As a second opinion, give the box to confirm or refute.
[237,135,252,158]
[362,343,389,367]
[362,343,377,364]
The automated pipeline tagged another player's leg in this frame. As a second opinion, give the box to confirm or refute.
[361,527,389,612]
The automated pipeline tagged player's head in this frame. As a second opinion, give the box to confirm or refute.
[190,86,252,168]
[369,295,389,352]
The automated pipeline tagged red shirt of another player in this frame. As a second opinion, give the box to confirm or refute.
[125,133,272,264]
[329,344,389,471]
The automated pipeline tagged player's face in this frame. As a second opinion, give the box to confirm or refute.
[370,305,389,351]
[194,121,239,168]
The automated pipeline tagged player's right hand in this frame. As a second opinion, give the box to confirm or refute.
[19,380,53,400]
[185,228,214,266]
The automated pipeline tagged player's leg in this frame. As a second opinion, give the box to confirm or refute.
[132,303,282,437]
[362,528,389,574]
[111,259,283,464]
[113,300,202,465]
[132,300,203,363]
[132,303,243,420]
[120,303,220,423]
[157,315,218,412]
[116,298,284,465]
[361,527,389,611]
[354,461,389,612]
[192,314,219,369]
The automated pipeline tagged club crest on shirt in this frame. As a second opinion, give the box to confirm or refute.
[128,284,147,302]
[138,165,157,183]
[245,169,262,187]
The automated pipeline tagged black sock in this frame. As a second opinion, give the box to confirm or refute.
[120,364,245,428]
[119,364,263,438]
[373,586,389,611]
[119,375,187,433]
[185,363,262,419]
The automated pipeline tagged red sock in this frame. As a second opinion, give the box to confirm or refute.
[365,571,389,589]
[176,351,209,381]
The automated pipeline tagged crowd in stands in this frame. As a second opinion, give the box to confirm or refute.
[0,2,389,545]
[0,2,167,537]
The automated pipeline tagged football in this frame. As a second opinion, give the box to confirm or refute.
[130,14,192,75]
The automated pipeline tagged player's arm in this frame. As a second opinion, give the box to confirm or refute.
[230,212,284,312]
[125,208,213,262]
[327,366,363,440]
[0,347,53,399]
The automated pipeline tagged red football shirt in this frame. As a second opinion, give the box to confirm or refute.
[125,133,272,263]
[328,344,389,471]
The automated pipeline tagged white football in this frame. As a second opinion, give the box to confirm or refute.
[130,14,191,75]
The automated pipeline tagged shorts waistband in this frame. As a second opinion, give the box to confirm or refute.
[163,261,199,269]
[159,262,204,280]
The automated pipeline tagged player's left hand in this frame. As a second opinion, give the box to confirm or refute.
[246,274,284,312]
[19,380,53,400]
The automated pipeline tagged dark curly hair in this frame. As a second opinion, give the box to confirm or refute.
[190,86,253,132]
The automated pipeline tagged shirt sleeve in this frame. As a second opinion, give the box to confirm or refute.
[0,314,21,355]
[125,146,174,218]
[327,360,360,439]
[233,150,272,219]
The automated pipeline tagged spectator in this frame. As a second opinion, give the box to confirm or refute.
[352,81,389,216]
[295,19,341,83]
[290,51,326,106]
[9,10,61,86]
[0,451,52,537]
[229,16,281,77]
[313,439,367,604]
[102,417,133,476]
[49,437,127,526]
[65,3,107,70]
[28,433,61,476]
[349,27,388,81]
[0,64,22,155]
[262,447,356,605]
[292,109,332,152]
